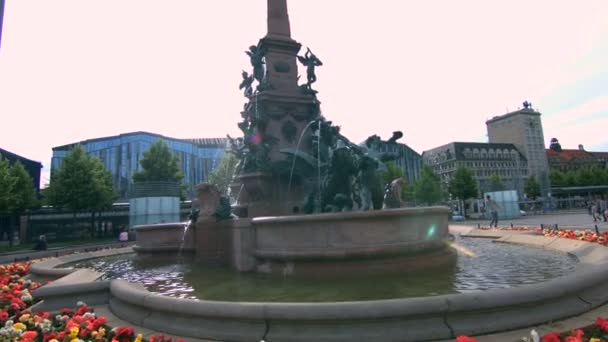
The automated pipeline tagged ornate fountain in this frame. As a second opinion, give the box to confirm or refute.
[134,0,451,276]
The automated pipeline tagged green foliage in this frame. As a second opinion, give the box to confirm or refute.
[45,145,115,212]
[576,167,595,186]
[382,161,404,186]
[549,169,566,187]
[524,176,541,200]
[208,153,238,195]
[9,162,38,213]
[488,174,504,192]
[0,158,17,214]
[414,166,442,205]
[564,170,577,187]
[0,158,38,215]
[133,140,183,183]
[448,166,478,201]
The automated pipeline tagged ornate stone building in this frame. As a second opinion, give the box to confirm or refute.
[422,142,528,197]
[546,142,608,171]
[486,102,551,196]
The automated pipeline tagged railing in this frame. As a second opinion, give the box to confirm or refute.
[129,181,181,198]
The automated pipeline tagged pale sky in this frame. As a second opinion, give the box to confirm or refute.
[1,0,607,186]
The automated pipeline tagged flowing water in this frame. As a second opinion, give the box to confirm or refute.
[71,236,577,302]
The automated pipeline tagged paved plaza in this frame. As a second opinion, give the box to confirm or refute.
[455,211,608,230]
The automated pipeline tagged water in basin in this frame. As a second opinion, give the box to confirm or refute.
[71,236,577,302]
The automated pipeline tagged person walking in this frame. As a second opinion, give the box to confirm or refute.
[486,195,500,228]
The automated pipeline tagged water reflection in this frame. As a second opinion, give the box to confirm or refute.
[72,236,577,302]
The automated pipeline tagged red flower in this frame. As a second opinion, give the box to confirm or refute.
[75,304,90,316]
[21,331,38,341]
[116,326,134,337]
[60,308,73,315]
[596,317,608,332]
[0,311,8,321]
[456,336,477,342]
[541,332,561,342]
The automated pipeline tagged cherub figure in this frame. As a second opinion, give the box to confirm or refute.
[245,45,265,83]
[239,71,254,97]
[297,47,323,87]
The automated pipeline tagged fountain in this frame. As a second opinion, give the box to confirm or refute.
[31,2,608,341]
[133,0,451,276]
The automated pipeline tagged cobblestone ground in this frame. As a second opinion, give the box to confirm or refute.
[455,212,608,230]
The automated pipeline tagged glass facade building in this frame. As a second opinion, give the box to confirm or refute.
[51,132,227,200]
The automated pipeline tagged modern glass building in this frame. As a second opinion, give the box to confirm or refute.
[51,132,227,200]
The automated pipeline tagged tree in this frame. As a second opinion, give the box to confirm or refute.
[0,157,17,215]
[488,174,504,192]
[414,166,442,205]
[564,170,577,187]
[448,167,478,201]
[549,169,566,188]
[525,176,541,200]
[9,161,38,215]
[208,153,238,196]
[133,140,183,183]
[575,167,595,186]
[45,145,115,230]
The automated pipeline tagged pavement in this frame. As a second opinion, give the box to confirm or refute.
[454,212,608,230]
[0,241,134,264]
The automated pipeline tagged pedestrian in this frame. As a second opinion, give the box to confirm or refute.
[591,201,600,223]
[600,196,607,222]
[486,195,500,228]
[33,235,47,251]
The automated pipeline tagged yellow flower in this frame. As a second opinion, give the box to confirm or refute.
[19,314,30,322]
[13,322,26,331]
[70,327,79,338]
[71,339,80,342]
[135,334,143,342]
[590,339,601,342]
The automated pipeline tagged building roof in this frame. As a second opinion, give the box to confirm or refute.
[486,107,541,125]
[547,148,608,164]
[53,131,227,151]
[0,147,43,168]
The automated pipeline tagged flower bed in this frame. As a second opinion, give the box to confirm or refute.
[1,261,186,341]
[478,226,542,232]
[457,321,608,341]
[5,302,185,342]
[542,228,608,246]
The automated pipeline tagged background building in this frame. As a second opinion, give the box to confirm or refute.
[486,102,551,196]
[51,132,227,200]
[0,148,43,193]
[547,141,608,171]
[423,142,528,196]
[377,140,423,186]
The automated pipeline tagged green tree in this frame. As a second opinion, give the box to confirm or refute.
[549,169,566,187]
[45,145,115,233]
[448,167,478,202]
[414,166,442,205]
[524,176,541,200]
[0,157,17,215]
[488,174,504,192]
[208,153,238,196]
[576,167,595,186]
[9,161,38,214]
[590,167,608,186]
[564,170,577,187]
[133,140,183,183]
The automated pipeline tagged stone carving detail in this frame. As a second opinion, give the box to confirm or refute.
[383,178,406,209]
[194,183,233,222]
[245,45,265,83]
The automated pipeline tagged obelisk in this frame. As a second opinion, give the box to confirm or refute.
[267,0,291,38]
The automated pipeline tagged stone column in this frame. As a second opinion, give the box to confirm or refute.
[267,0,291,38]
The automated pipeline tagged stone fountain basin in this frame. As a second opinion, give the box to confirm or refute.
[133,206,451,275]
[30,232,608,342]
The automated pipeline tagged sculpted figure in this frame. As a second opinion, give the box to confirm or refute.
[297,48,323,87]
[245,45,265,83]
[195,183,234,222]
[383,178,406,209]
[239,71,254,97]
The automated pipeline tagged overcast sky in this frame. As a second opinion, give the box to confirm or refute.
[1,0,607,186]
